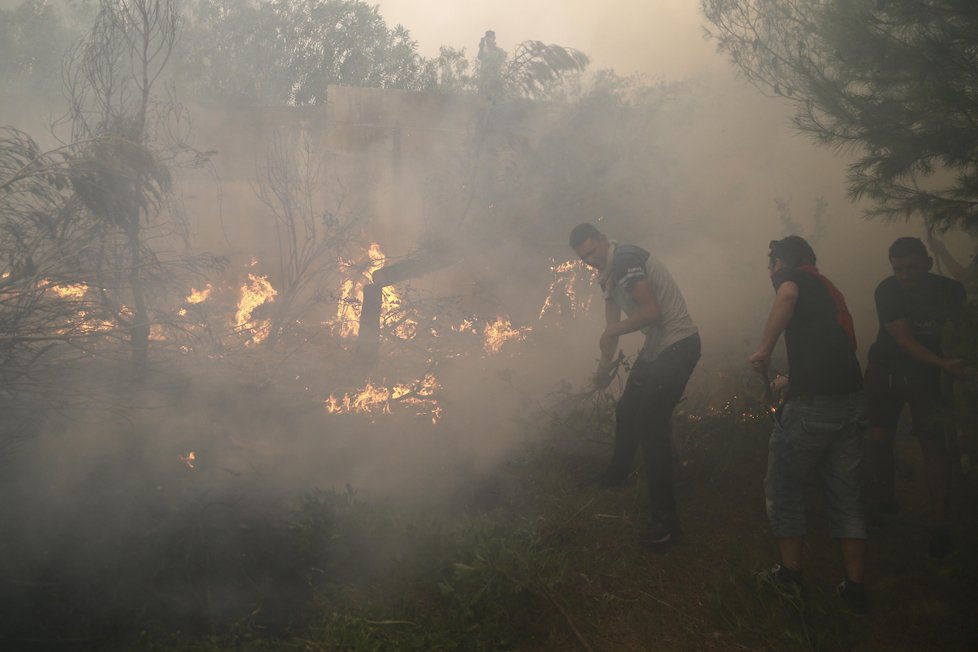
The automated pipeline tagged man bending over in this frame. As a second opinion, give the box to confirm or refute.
[570,223,700,547]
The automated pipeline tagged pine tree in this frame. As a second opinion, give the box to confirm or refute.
[702,0,978,231]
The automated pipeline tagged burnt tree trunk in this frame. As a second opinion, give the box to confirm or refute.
[126,218,150,378]
[354,252,456,367]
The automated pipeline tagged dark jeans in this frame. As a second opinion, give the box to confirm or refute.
[864,361,947,440]
[608,332,701,527]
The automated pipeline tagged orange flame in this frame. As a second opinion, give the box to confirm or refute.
[451,318,478,335]
[334,278,361,338]
[72,313,116,334]
[325,373,441,423]
[326,381,392,415]
[39,280,117,334]
[186,284,213,305]
[150,324,168,341]
[483,316,531,354]
[332,243,416,339]
[46,281,89,299]
[235,273,277,344]
[449,316,530,354]
[539,259,597,321]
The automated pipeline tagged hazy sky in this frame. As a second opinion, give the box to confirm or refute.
[375,0,725,79]
[0,0,724,79]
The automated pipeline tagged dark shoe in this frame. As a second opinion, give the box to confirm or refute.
[869,498,900,515]
[927,527,951,559]
[837,579,869,615]
[640,520,681,548]
[755,564,805,601]
[595,468,637,488]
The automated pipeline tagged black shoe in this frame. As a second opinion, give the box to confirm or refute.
[927,527,951,559]
[640,520,681,548]
[837,579,869,616]
[755,564,805,601]
[870,498,900,515]
[595,468,637,488]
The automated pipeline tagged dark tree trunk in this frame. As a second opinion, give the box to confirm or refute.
[354,251,456,367]
[127,219,149,378]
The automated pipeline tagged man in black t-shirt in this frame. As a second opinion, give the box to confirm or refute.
[749,236,869,615]
[865,237,968,559]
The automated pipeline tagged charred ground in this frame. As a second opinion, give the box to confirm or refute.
[1,358,975,652]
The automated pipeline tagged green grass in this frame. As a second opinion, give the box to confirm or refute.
[8,386,978,652]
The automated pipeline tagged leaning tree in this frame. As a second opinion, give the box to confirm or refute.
[0,127,114,451]
[61,0,217,377]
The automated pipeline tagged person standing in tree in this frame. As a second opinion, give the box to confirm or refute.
[477,29,505,100]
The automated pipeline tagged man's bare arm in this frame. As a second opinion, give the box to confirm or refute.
[604,279,660,337]
[600,278,659,358]
[749,281,799,373]
[884,319,968,379]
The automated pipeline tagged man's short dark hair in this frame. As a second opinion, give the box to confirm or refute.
[888,236,928,260]
[769,235,817,268]
[569,223,602,248]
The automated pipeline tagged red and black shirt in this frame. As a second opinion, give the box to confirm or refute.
[772,265,862,396]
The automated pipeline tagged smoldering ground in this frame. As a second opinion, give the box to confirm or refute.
[0,82,942,645]
[2,2,975,648]
[0,285,605,639]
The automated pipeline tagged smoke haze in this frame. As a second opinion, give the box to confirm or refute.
[377,0,724,79]
[2,0,971,644]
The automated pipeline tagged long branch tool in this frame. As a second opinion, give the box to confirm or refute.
[549,350,627,406]
[761,368,784,422]
[588,350,627,396]
[534,350,627,431]
[762,369,775,413]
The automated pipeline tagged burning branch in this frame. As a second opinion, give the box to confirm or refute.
[234,272,277,345]
[325,372,441,424]
[539,259,597,323]
[354,248,458,365]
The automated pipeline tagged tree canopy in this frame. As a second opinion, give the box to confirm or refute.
[177,0,427,105]
[0,0,589,108]
[177,0,588,105]
[0,0,94,102]
[702,0,978,231]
